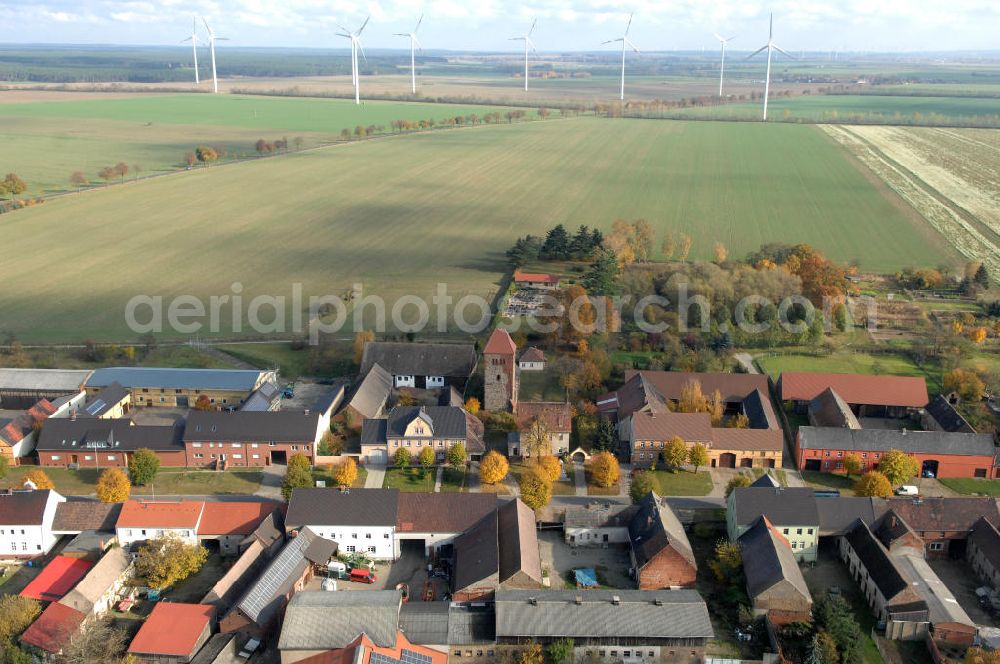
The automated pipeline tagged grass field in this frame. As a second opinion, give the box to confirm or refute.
[757,351,945,394]
[0,112,955,342]
[650,469,714,496]
[0,466,263,496]
[939,478,1000,497]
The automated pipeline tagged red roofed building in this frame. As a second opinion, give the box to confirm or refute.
[128,602,215,664]
[510,401,573,457]
[777,372,929,418]
[292,632,448,664]
[19,602,86,655]
[115,500,205,549]
[197,501,282,556]
[513,270,561,289]
[0,398,57,463]
[484,329,518,412]
[20,556,94,602]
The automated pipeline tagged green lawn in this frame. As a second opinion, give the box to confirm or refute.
[0,116,952,342]
[0,466,263,496]
[383,467,436,492]
[801,471,857,496]
[939,478,1000,497]
[440,467,466,493]
[313,463,368,489]
[649,470,714,497]
[518,370,566,402]
[757,351,944,394]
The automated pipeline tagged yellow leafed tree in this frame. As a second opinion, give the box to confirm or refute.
[479,451,509,485]
[96,468,131,503]
[332,458,358,487]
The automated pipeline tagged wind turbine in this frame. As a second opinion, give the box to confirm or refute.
[394,15,423,95]
[338,16,370,105]
[510,18,537,92]
[181,16,201,85]
[746,13,792,121]
[714,33,735,97]
[603,14,640,102]
[201,17,228,94]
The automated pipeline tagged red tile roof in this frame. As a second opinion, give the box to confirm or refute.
[196,501,279,536]
[20,556,94,602]
[513,270,560,285]
[516,401,572,433]
[779,372,929,408]
[519,347,546,363]
[0,399,55,447]
[630,412,714,442]
[19,602,86,653]
[116,500,204,529]
[484,328,517,355]
[711,427,784,452]
[128,603,214,657]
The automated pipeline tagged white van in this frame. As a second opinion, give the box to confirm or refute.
[896,485,919,496]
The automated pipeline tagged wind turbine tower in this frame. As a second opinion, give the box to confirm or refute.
[338,17,370,105]
[746,13,792,121]
[201,17,228,94]
[182,16,201,85]
[394,15,423,95]
[510,19,537,91]
[603,14,640,102]
[714,33,735,97]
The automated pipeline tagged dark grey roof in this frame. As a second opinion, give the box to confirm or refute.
[235,528,336,626]
[360,418,388,445]
[37,419,182,452]
[497,499,542,585]
[808,388,861,429]
[731,487,820,528]
[52,500,122,533]
[183,410,320,443]
[843,519,926,612]
[311,385,346,415]
[277,590,401,651]
[399,602,450,645]
[386,406,467,439]
[360,342,476,379]
[738,517,811,603]
[189,634,239,664]
[817,496,880,536]
[926,395,976,434]
[742,388,780,430]
[86,367,266,391]
[239,382,281,412]
[347,364,393,420]
[750,474,781,489]
[80,382,130,418]
[452,511,499,592]
[564,502,635,529]
[628,493,695,571]
[448,604,496,645]
[241,509,284,549]
[495,590,713,640]
[798,426,996,457]
[969,517,1000,572]
[285,488,399,528]
[0,489,56,526]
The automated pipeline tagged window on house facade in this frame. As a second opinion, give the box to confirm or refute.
[346,545,355,553]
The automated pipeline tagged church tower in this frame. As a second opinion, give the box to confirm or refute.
[483,328,518,412]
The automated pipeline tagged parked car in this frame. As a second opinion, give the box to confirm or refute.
[896,485,919,496]
[349,568,377,584]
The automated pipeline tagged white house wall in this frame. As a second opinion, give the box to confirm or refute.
[117,526,198,549]
[306,524,395,559]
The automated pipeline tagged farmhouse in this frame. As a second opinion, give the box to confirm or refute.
[128,602,215,664]
[518,347,546,371]
[777,372,929,418]
[923,394,977,434]
[967,517,1000,588]
[360,405,485,465]
[629,493,697,590]
[512,270,561,289]
[19,602,87,657]
[878,496,1000,559]
[197,501,282,556]
[85,367,274,409]
[0,488,65,557]
[220,527,336,639]
[202,510,285,611]
[738,516,812,624]
[494,589,713,656]
[342,362,393,423]
[563,501,634,547]
[0,398,57,462]
[359,341,477,390]
[795,426,998,479]
[508,401,572,458]
[36,418,185,468]
[183,410,324,466]
[79,382,131,419]
[727,487,821,561]
[115,500,204,548]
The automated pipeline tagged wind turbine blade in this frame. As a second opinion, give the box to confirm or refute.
[393,33,409,37]
[528,18,536,36]
[413,35,422,51]
[182,37,192,43]
[358,15,370,35]
[414,14,423,33]
[773,44,794,58]
[602,38,622,44]
[201,16,213,37]
[357,40,368,63]
[746,44,768,59]
[625,13,633,36]
[625,37,640,53]
[769,13,774,41]
[725,35,736,42]
[527,36,536,52]
[215,37,230,41]
[713,32,723,42]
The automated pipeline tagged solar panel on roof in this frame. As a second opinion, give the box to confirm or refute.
[85,400,106,415]
[238,536,309,621]
[370,651,432,664]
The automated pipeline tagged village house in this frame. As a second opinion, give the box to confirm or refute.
[0,488,66,557]
[727,487,821,562]
[79,382,131,419]
[563,502,634,547]
[795,426,998,479]
[777,371,929,419]
[508,401,572,458]
[86,367,274,409]
[202,510,285,612]
[341,363,394,425]
[512,269,561,290]
[518,346,546,371]
[494,590,713,660]
[51,500,122,560]
[629,493,697,590]
[738,516,813,625]
[360,405,485,465]
[219,527,336,640]
[183,410,324,467]
[0,398,57,463]
[878,496,1000,559]
[360,341,477,391]
[196,501,282,556]
[115,500,204,548]
[36,418,185,468]
[967,517,1000,589]
[128,602,216,664]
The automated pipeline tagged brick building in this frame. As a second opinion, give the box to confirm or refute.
[629,493,697,590]
[777,372,929,419]
[86,367,274,409]
[483,328,518,412]
[183,410,323,467]
[36,419,185,468]
[360,405,485,464]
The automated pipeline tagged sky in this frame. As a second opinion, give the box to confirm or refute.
[0,0,998,53]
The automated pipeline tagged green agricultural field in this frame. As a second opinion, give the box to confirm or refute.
[0,93,523,193]
[0,116,955,342]
[669,94,1000,125]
